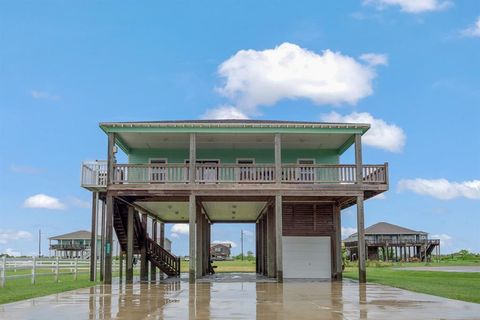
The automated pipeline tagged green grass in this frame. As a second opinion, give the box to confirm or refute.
[180,259,256,273]
[0,273,96,305]
[344,266,480,304]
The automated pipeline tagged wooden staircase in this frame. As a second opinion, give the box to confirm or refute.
[113,201,180,277]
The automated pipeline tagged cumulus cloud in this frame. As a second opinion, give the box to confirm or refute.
[398,179,480,200]
[216,42,385,116]
[171,224,189,235]
[431,233,453,248]
[212,240,237,248]
[372,193,387,200]
[321,111,406,152]
[0,230,32,244]
[341,227,357,239]
[359,53,388,66]
[4,248,21,257]
[170,233,179,239]
[23,194,66,210]
[363,0,452,13]
[9,164,42,174]
[30,90,60,101]
[202,105,249,120]
[461,16,480,38]
[66,196,90,209]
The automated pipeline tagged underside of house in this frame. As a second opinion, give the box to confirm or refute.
[81,120,389,284]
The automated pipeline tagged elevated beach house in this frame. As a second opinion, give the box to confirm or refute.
[344,222,440,262]
[81,120,388,284]
[49,230,95,259]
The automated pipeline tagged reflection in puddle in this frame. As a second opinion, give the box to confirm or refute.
[1,277,480,319]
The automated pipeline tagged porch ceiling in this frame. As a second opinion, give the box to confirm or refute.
[115,132,353,152]
[134,200,266,222]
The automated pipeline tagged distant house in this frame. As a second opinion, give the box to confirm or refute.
[210,243,232,260]
[344,222,440,262]
[49,230,97,259]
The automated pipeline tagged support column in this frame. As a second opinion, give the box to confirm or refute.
[196,203,203,278]
[274,133,282,183]
[140,212,148,282]
[104,195,114,284]
[275,195,283,282]
[189,194,196,283]
[90,192,98,281]
[151,220,157,282]
[333,203,343,280]
[126,206,134,284]
[356,195,366,283]
[119,251,124,283]
[266,204,276,278]
[255,222,259,274]
[99,199,106,282]
[160,222,165,247]
[189,133,196,184]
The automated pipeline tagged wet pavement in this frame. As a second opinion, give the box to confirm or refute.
[1,275,479,320]
[396,266,480,273]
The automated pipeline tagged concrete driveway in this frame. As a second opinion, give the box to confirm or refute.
[1,277,479,319]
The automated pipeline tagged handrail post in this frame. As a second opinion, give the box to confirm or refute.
[1,256,6,288]
[31,256,36,285]
[74,257,78,281]
[55,256,59,282]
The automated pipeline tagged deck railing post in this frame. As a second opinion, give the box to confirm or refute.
[74,257,78,281]
[31,256,36,285]
[1,256,6,288]
[55,256,59,282]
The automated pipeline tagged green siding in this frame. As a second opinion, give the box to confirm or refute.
[128,148,339,164]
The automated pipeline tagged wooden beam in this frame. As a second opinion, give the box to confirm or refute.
[140,212,148,282]
[267,204,276,277]
[151,219,157,282]
[189,133,196,184]
[355,133,363,184]
[107,133,116,185]
[275,133,282,183]
[275,194,283,282]
[333,203,342,280]
[356,194,366,283]
[89,192,97,282]
[126,206,134,284]
[188,194,196,283]
[104,195,114,284]
[99,200,105,282]
[196,203,203,278]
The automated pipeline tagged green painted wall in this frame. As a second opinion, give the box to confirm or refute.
[128,148,339,164]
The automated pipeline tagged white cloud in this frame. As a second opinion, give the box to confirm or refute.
[170,233,179,239]
[10,164,42,174]
[4,248,21,257]
[363,0,452,13]
[66,196,90,209]
[171,224,189,235]
[431,233,453,248]
[202,105,249,120]
[212,240,237,248]
[341,227,357,239]
[216,42,385,116]
[359,53,388,66]
[0,230,32,244]
[23,194,66,210]
[461,16,480,38]
[398,179,480,200]
[30,90,60,101]
[321,111,406,152]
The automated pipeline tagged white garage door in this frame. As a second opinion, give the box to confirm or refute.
[282,236,331,279]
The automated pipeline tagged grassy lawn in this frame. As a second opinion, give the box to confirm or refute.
[0,273,96,305]
[180,259,256,273]
[344,265,480,304]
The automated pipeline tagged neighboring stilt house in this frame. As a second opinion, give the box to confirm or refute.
[80,120,389,284]
[344,222,440,262]
[49,230,97,259]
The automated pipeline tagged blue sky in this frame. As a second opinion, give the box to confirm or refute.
[0,1,479,256]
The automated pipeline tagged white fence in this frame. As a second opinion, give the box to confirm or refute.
[0,256,122,287]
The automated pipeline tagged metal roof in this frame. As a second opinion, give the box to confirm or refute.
[49,230,92,240]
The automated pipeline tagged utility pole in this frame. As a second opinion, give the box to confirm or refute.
[241,230,244,261]
[38,229,41,257]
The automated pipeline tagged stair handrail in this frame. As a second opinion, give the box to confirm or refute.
[146,238,180,276]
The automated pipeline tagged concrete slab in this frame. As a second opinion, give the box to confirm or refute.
[1,279,479,319]
[396,266,480,273]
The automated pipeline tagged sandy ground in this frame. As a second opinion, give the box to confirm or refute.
[1,274,479,320]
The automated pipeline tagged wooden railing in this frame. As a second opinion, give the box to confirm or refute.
[146,238,180,276]
[81,161,107,188]
[82,162,388,186]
